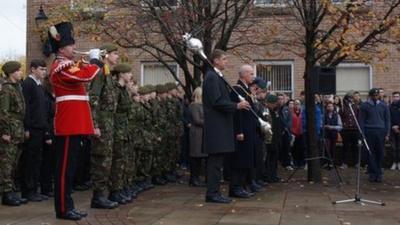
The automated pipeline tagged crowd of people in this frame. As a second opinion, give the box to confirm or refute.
[0,57,186,215]
[0,21,399,221]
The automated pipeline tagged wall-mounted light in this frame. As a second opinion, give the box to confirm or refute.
[35,4,48,25]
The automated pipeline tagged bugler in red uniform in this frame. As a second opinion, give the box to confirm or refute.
[48,21,99,221]
[50,56,99,136]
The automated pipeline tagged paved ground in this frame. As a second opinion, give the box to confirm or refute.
[1,168,400,225]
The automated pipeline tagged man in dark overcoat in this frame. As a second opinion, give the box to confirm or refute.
[203,49,250,203]
[228,64,257,198]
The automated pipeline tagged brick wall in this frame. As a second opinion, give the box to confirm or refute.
[27,1,400,99]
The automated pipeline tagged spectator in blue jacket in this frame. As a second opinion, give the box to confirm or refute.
[359,88,390,183]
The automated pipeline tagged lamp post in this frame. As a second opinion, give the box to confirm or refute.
[35,4,48,26]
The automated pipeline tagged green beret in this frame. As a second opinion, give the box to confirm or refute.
[164,82,175,91]
[138,86,149,95]
[112,63,132,75]
[147,84,156,93]
[2,61,21,76]
[266,94,278,103]
[155,84,166,94]
[100,43,118,53]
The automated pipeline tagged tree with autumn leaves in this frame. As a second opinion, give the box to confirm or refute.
[271,0,400,182]
[38,0,265,97]
[37,0,400,182]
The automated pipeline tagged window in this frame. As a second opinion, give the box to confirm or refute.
[141,62,179,86]
[152,0,178,7]
[331,0,372,5]
[141,0,178,8]
[254,0,291,7]
[335,63,371,97]
[255,61,293,97]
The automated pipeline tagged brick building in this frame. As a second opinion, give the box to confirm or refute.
[27,0,400,99]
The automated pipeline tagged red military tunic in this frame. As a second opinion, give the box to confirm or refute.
[50,56,99,136]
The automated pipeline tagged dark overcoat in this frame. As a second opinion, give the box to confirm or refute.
[229,80,258,169]
[202,69,237,154]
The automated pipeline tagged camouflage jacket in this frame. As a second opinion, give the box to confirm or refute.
[89,65,118,128]
[0,80,26,144]
[113,82,131,141]
[254,99,273,144]
[128,100,142,138]
[172,97,184,135]
[136,101,156,146]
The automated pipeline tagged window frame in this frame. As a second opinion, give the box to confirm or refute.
[335,62,372,96]
[140,62,180,86]
[253,0,292,8]
[253,60,294,98]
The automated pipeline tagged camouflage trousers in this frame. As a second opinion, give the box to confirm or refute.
[151,139,165,177]
[136,144,153,182]
[165,134,179,172]
[123,140,136,187]
[110,139,129,191]
[90,131,114,192]
[0,142,18,193]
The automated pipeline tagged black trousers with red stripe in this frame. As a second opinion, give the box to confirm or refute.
[54,135,81,216]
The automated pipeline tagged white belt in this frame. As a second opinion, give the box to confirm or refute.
[56,95,89,103]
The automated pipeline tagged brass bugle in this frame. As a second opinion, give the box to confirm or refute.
[73,49,107,55]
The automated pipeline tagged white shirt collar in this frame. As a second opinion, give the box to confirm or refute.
[239,79,249,89]
[29,75,41,85]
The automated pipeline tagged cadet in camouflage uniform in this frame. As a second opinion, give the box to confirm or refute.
[135,86,155,190]
[88,43,119,209]
[167,83,184,181]
[249,78,269,187]
[0,61,28,206]
[109,63,134,204]
[151,84,169,185]
[264,94,282,183]
[126,81,142,195]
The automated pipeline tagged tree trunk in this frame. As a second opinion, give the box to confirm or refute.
[304,62,321,183]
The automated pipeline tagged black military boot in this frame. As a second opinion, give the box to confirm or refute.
[121,188,133,203]
[91,191,119,209]
[2,192,21,206]
[131,184,142,196]
[143,178,155,190]
[109,191,127,205]
[152,176,167,185]
[11,192,28,204]
[189,177,206,187]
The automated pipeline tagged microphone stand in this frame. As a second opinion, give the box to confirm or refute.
[332,102,385,206]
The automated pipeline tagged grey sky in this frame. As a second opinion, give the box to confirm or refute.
[0,0,26,59]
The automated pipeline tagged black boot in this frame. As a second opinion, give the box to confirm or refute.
[189,178,206,187]
[2,192,20,206]
[11,193,28,204]
[131,184,142,196]
[143,179,155,190]
[56,210,81,221]
[121,188,133,203]
[164,173,177,183]
[152,176,167,185]
[72,209,88,217]
[109,191,127,205]
[249,180,264,193]
[91,191,119,209]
